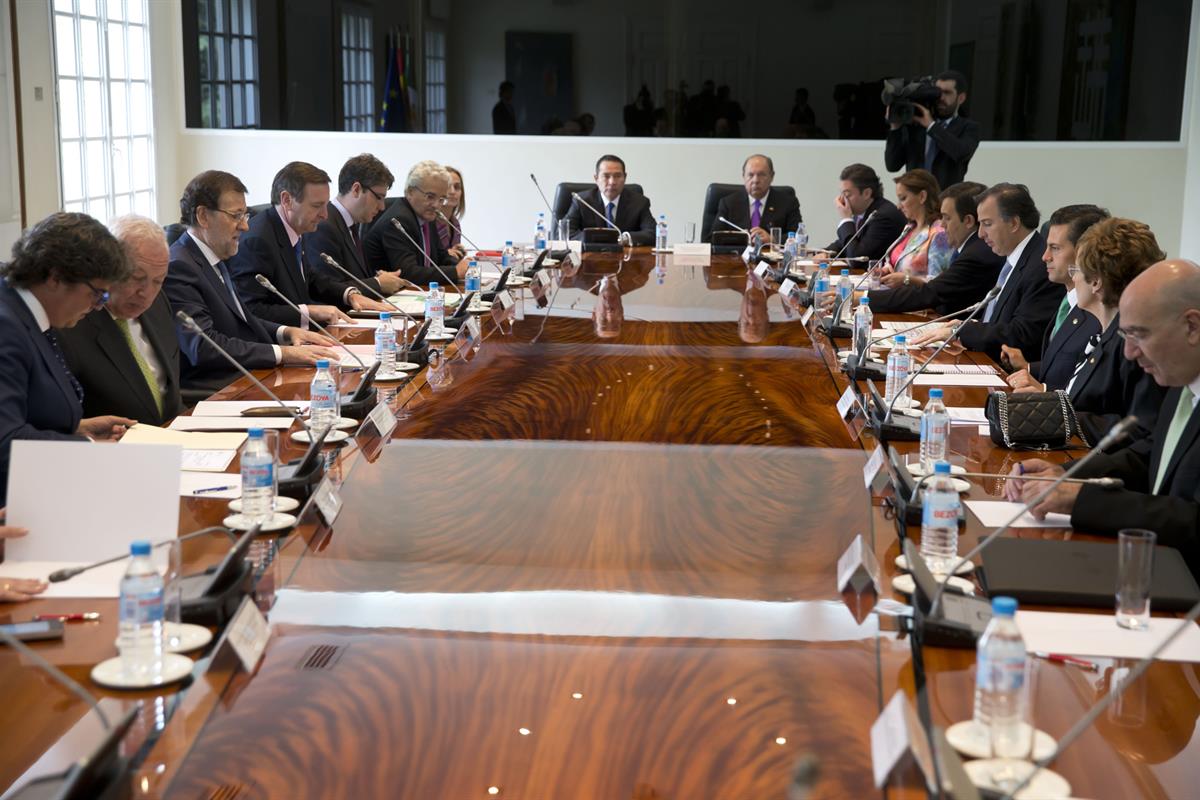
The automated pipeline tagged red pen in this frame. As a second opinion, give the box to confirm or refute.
[1034,651,1098,671]
[33,612,101,622]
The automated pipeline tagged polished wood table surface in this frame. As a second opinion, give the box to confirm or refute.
[1,250,1197,799]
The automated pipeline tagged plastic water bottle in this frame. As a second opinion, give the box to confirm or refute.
[240,427,275,522]
[655,215,668,250]
[426,281,445,335]
[852,296,873,359]
[465,260,481,293]
[309,359,338,432]
[817,261,830,284]
[375,312,397,375]
[837,268,854,310]
[534,214,547,252]
[885,334,912,407]
[795,221,809,254]
[974,597,1029,758]
[118,540,164,680]
[501,241,514,269]
[920,460,960,575]
[813,277,831,310]
[784,232,797,261]
[920,388,950,471]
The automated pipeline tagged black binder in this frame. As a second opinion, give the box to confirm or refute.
[980,538,1200,611]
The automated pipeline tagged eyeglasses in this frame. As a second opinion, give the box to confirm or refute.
[213,207,252,223]
[1066,265,1081,277]
[418,191,448,206]
[363,185,387,202]
[83,280,110,307]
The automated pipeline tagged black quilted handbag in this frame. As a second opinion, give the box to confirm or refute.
[984,390,1089,450]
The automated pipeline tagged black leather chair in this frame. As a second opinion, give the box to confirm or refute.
[164,223,187,246]
[551,182,644,233]
[701,183,797,243]
[248,202,272,218]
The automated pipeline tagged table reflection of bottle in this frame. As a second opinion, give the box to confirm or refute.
[594,273,624,339]
[739,272,769,343]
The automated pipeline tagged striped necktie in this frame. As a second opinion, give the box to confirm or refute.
[43,330,84,405]
[1153,386,1196,494]
[114,317,163,415]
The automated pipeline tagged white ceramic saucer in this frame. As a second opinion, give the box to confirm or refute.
[227,495,299,513]
[290,428,351,444]
[91,652,193,689]
[223,511,296,532]
[894,554,974,575]
[891,572,974,596]
[962,758,1071,799]
[905,461,967,477]
[945,719,1057,761]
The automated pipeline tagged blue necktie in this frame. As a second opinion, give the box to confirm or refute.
[982,260,1014,323]
[216,262,248,322]
[605,202,615,225]
[924,123,939,170]
[44,330,84,405]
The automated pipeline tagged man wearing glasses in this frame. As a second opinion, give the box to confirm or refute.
[0,212,137,504]
[56,214,183,426]
[165,170,341,395]
[307,153,409,298]
[362,160,470,286]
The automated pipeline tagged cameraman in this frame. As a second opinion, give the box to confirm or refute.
[884,71,980,189]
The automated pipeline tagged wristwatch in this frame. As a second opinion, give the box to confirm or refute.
[903,273,911,286]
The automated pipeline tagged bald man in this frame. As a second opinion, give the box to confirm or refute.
[1005,259,1200,575]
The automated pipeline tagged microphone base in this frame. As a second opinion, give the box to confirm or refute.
[842,358,887,381]
[582,242,622,253]
[912,595,992,649]
[278,458,325,501]
[821,318,854,339]
[339,388,378,421]
[874,412,921,442]
[179,560,254,627]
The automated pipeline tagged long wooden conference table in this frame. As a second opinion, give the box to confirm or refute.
[1,249,1197,798]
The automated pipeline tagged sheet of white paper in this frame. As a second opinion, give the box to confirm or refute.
[6,441,181,563]
[169,416,293,431]
[913,373,1008,388]
[977,425,991,436]
[964,500,1072,529]
[192,400,309,417]
[0,560,135,598]
[181,449,236,472]
[120,423,247,450]
[179,471,241,499]
[946,407,988,425]
[330,318,415,330]
[1015,610,1200,662]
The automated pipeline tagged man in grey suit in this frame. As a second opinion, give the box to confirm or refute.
[57,215,183,424]
[564,155,656,246]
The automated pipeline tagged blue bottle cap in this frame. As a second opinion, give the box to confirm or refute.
[380,312,391,321]
[316,359,330,369]
[841,269,850,276]
[929,388,943,398]
[787,232,796,239]
[429,282,439,290]
[991,596,1018,616]
[469,261,477,267]
[247,427,263,438]
[895,335,906,343]
[860,296,870,305]
[505,240,513,245]
[130,540,151,556]
[933,460,951,474]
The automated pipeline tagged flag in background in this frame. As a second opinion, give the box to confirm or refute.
[378,30,409,132]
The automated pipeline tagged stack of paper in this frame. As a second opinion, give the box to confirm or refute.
[121,423,247,450]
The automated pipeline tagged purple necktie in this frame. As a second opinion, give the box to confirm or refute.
[423,222,434,263]
[750,199,762,230]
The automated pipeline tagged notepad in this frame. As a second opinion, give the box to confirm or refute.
[946,407,988,425]
[1015,610,1200,662]
[913,374,1008,388]
[121,423,247,450]
[964,500,1072,529]
[168,416,294,431]
[181,449,236,472]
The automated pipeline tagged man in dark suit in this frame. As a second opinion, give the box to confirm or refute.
[866,181,1003,317]
[492,81,516,135]
[884,71,980,189]
[57,214,182,425]
[229,162,392,328]
[1004,205,1108,390]
[306,153,407,300]
[0,212,136,504]
[363,160,469,287]
[709,154,801,244]
[564,154,657,246]
[1006,260,1200,575]
[912,183,1062,362]
[164,170,340,394]
[825,163,907,261]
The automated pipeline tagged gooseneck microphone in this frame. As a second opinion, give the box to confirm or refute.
[388,217,463,293]
[927,415,1139,619]
[175,311,308,427]
[255,275,366,371]
[48,525,235,583]
[530,173,556,218]
[571,192,632,246]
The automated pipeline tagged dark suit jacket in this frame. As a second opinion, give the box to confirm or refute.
[711,190,802,239]
[306,202,384,298]
[1030,304,1099,390]
[956,231,1061,363]
[229,206,354,327]
[884,115,981,189]
[56,293,183,425]
[0,277,87,505]
[1072,384,1200,576]
[363,198,457,286]
[865,231,1003,317]
[825,196,907,262]
[165,231,283,393]
[1068,314,1166,445]
[564,187,656,247]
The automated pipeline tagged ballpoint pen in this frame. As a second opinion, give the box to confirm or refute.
[34,612,101,622]
[193,485,237,495]
[1034,651,1098,671]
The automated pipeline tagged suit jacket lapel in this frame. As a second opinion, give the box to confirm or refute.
[184,234,246,321]
[1,284,81,415]
[332,206,366,276]
[140,298,177,402]
[1154,387,1200,492]
[994,235,1037,319]
[1044,306,1083,364]
[95,313,157,420]
[269,209,308,302]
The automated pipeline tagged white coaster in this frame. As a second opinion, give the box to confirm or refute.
[962,758,1071,799]
[894,554,974,575]
[506,276,531,286]
[332,417,358,430]
[227,495,299,513]
[290,428,351,444]
[374,369,415,382]
[91,652,193,690]
[945,720,1057,761]
[426,332,455,341]
[890,572,974,596]
[905,461,967,477]
[223,511,297,532]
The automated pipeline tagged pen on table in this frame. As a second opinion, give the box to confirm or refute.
[1034,651,1098,671]
[193,485,237,495]
[34,612,101,622]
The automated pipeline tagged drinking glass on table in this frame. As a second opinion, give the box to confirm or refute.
[770,227,783,249]
[685,222,697,244]
[1116,528,1156,629]
[988,657,1036,792]
[162,539,184,651]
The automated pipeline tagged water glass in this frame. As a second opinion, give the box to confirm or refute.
[1116,528,1156,629]
[161,540,183,651]
[770,227,783,249]
[685,222,697,243]
[557,219,572,244]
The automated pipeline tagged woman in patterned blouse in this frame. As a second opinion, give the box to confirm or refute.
[879,169,953,288]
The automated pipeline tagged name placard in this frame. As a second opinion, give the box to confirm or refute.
[836,384,858,419]
[836,533,881,596]
[673,243,711,257]
[863,444,885,490]
[800,305,815,326]
[871,691,935,790]
[753,261,773,279]
[314,476,343,526]
[365,400,397,440]
[226,596,269,674]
